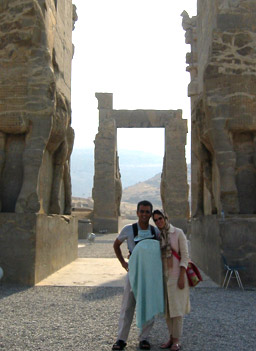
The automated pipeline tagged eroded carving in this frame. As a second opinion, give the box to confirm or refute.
[0,0,75,215]
[185,0,256,216]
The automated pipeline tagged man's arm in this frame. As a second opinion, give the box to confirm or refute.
[113,238,129,271]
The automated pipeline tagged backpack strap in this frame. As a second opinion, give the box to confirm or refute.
[133,223,156,240]
[128,223,138,255]
[129,223,157,256]
[132,223,138,239]
[150,225,156,238]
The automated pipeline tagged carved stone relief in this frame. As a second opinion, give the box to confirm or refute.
[0,0,77,215]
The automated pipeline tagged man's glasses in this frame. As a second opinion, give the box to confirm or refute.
[154,216,163,222]
[139,210,151,214]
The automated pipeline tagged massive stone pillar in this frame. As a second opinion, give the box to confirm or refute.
[184,0,256,286]
[93,93,121,233]
[161,113,189,230]
[0,0,78,285]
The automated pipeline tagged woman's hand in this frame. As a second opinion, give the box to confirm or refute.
[178,267,186,289]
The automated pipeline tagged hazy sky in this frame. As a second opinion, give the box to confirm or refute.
[71,0,197,161]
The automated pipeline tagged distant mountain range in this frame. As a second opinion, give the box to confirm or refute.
[122,172,162,208]
[71,148,164,198]
[71,148,191,205]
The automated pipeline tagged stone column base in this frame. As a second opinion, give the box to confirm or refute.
[93,216,120,234]
[0,213,78,285]
[191,215,256,287]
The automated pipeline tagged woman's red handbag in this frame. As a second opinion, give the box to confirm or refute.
[172,250,203,287]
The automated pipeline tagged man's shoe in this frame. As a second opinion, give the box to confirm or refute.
[139,340,151,350]
[112,340,127,350]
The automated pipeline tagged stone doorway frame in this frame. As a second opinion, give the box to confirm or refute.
[93,93,189,233]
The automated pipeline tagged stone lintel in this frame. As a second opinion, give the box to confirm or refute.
[111,110,183,128]
[0,213,78,285]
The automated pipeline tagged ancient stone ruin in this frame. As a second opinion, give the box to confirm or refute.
[1,0,256,288]
[183,0,256,286]
[0,0,78,285]
[93,93,189,233]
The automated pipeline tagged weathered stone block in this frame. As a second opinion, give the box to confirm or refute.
[0,213,78,285]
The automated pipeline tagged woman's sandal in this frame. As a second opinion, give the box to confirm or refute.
[160,339,173,349]
[112,339,127,350]
[170,343,181,351]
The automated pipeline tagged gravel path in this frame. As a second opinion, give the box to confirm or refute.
[1,232,255,351]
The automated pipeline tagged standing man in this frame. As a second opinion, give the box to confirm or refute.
[112,200,160,351]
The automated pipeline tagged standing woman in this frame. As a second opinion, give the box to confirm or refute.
[152,210,190,351]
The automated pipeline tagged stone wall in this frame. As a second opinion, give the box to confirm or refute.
[184,0,256,286]
[0,213,78,285]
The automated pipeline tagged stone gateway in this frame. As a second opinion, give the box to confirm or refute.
[93,93,189,233]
